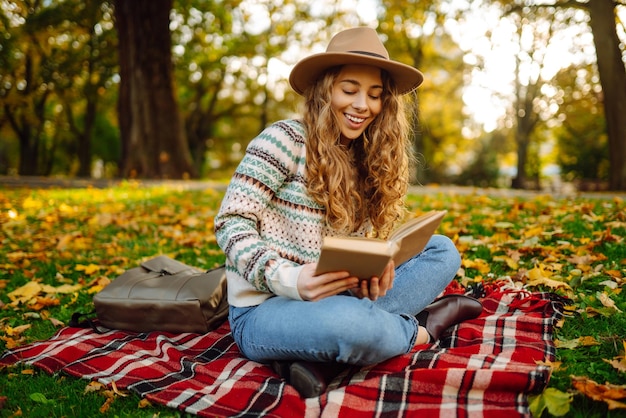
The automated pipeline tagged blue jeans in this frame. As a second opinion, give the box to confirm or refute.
[229,234,461,366]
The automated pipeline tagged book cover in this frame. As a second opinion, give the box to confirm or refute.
[315,210,447,279]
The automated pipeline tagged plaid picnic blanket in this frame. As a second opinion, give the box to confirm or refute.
[1,285,566,417]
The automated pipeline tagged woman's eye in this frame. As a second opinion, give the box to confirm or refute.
[343,90,356,95]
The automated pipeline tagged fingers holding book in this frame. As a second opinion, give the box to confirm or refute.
[350,260,395,301]
[297,260,395,302]
[297,263,359,301]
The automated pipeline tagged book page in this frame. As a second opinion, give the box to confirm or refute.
[390,210,445,242]
[390,210,446,266]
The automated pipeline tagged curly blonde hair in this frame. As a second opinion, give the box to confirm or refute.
[303,68,413,238]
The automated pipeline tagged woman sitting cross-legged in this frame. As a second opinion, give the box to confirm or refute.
[214,26,483,398]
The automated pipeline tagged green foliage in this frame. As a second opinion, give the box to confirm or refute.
[454,132,504,187]
[171,0,357,177]
[0,0,624,187]
[553,64,609,182]
[529,387,574,417]
[0,0,118,176]
[91,112,121,164]
[378,0,469,184]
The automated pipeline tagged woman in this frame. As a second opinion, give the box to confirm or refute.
[214,27,482,398]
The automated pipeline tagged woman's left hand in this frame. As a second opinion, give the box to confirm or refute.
[351,260,395,301]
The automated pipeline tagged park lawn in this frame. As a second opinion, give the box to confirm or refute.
[0,183,625,417]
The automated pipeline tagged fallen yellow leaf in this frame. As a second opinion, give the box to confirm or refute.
[7,281,42,304]
[555,336,600,349]
[40,283,83,294]
[535,360,563,371]
[75,264,101,275]
[493,255,519,270]
[571,376,626,410]
[578,336,601,347]
[5,324,31,337]
[84,381,106,394]
[462,258,491,274]
[99,397,113,413]
[111,380,128,397]
[527,277,572,291]
[138,398,152,408]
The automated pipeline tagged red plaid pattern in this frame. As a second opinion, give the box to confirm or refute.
[1,287,565,417]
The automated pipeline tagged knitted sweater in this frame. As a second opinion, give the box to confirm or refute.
[214,119,367,307]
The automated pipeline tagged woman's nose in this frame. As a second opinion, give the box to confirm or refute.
[352,93,367,111]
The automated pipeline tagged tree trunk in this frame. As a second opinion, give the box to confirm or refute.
[114,0,196,179]
[14,116,38,176]
[76,99,97,177]
[587,0,626,190]
[6,52,46,176]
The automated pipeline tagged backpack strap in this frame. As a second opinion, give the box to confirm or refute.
[68,311,110,334]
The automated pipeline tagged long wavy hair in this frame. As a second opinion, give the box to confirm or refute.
[303,67,413,238]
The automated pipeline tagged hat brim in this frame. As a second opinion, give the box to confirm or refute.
[289,51,424,96]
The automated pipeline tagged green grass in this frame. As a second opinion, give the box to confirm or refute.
[1,184,625,417]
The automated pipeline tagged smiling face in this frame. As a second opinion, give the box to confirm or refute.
[330,64,384,145]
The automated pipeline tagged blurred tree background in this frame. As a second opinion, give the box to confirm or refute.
[0,0,625,189]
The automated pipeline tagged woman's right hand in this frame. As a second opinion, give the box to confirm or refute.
[297,264,359,301]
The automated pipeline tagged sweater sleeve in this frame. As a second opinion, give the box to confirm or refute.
[214,121,305,301]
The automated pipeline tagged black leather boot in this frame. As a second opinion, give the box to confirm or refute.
[271,361,347,398]
[416,294,483,341]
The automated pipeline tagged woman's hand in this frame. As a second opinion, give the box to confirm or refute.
[351,260,395,301]
[297,264,359,301]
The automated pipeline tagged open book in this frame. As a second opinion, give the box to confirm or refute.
[315,210,447,279]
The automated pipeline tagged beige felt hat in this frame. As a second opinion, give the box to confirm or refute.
[289,27,424,96]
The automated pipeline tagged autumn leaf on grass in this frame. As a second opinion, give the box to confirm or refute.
[29,296,61,310]
[40,283,82,294]
[604,341,626,374]
[110,380,128,397]
[596,291,623,313]
[86,276,111,294]
[535,360,564,371]
[100,396,114,414]
[75,263,101,275]
[566,254,599,266]
[7,281,42,305]
[571,376,626,410]
[98,381,129,413]
[4,324,31,337]
[526,264,572,291]
[84,381,106,394]
[462,258,491,274]
[605,357,626,374]
[0,324,32,349]
[555,336,601,349]
[7,281,82,307]
[528,387,573,417]
[138,398,152,408]
[585,306,619,318]
[0,335,24,349]
[493,254,519,270]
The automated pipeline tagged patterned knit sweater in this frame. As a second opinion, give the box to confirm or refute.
[215,119,368,307]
